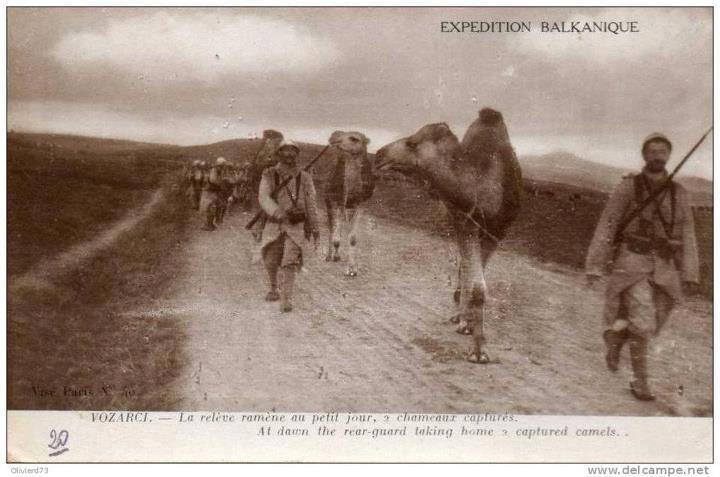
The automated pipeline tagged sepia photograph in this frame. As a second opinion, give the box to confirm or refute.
[5,5,714,464]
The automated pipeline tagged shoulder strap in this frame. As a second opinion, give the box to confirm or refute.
[633,174,644,204]
[669,181,677,231]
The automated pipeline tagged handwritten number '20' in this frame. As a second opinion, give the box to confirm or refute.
[48,429,69,456]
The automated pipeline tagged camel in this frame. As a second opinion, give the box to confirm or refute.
[374,108,522,363]
[324,130,375,277]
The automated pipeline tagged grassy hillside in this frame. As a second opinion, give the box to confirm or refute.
[8,133,191,410]
[8,133,184,276]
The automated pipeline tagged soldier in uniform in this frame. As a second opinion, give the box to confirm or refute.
[188,160,205,210]
[585,133,700,401]
[200,157,233,231]
[228,160,252,213]
[258,141,320,312]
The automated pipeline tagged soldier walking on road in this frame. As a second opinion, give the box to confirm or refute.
[188,160,205,210]
[257,141,320,312]
[585,133,700,401]
[200,157,233,231]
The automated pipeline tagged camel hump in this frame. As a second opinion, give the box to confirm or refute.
[263,129,284,140]
[479,108,503,126]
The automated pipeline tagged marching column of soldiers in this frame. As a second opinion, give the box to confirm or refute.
[180,129,701,403]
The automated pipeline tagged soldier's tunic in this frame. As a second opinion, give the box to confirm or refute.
[258,164,320,267]
[200,166,232,214]
[232,164,251,204]
[190,166,204,208]
[585,171,700,337]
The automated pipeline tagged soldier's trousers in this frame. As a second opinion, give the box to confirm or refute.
[620,279,675,338]
[262,233,302,288]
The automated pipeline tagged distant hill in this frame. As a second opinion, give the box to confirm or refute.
[520,151,712,206]
[8,131,180,154]
[9,131,711,205]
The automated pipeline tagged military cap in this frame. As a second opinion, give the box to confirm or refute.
[642,133,672,153]
[277,140,300,153]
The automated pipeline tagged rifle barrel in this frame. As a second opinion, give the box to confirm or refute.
[614,126,712,240]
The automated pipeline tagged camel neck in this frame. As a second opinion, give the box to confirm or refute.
[414,158,477,213]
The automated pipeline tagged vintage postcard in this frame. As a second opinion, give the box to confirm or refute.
[5,5,714,465]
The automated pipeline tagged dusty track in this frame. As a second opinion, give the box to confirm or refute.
[128,209,711,416]
[10,189,165,299]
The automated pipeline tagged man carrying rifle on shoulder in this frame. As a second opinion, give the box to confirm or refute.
[258,140,320,313]
[585,132,701,401]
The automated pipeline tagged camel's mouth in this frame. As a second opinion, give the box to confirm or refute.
[374,157,389,171]
[374,156,415,175]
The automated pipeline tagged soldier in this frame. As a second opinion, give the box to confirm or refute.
[585,133,700,401]
[228,160,251,214]
[200,157,233,231]
[188,160,205,210]
[258,141,320,312]
[215,160,236,225]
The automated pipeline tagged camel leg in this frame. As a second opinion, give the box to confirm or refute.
[326,206,342,262]
[345,208,362,277]
[467,236,490,363]
[451,217,471,322]
[452,231,473,330]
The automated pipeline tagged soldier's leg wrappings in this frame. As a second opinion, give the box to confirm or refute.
[279,265,298,313]
[262,237,284,301]
[628,332,655,401]
[603,328,628,372]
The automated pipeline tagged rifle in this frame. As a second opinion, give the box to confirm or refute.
[613,126,712,242]
[245,144,330,230]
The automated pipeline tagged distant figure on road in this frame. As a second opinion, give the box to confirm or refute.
[200,157,233,231]
[187,160,205,210]
[227,160,251,215]
[257,141,320,312]
[585,133,700,401]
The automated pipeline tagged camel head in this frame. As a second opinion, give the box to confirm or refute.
[329,131,370,156]
[375,123,460,174]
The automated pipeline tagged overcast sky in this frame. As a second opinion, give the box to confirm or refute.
[8,7,713,178]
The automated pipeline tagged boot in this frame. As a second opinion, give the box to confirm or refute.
[279,266,297,313]
[603,329,628,372]
[628,334,656,401]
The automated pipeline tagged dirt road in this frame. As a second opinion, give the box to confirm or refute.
[131,209,711,416]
